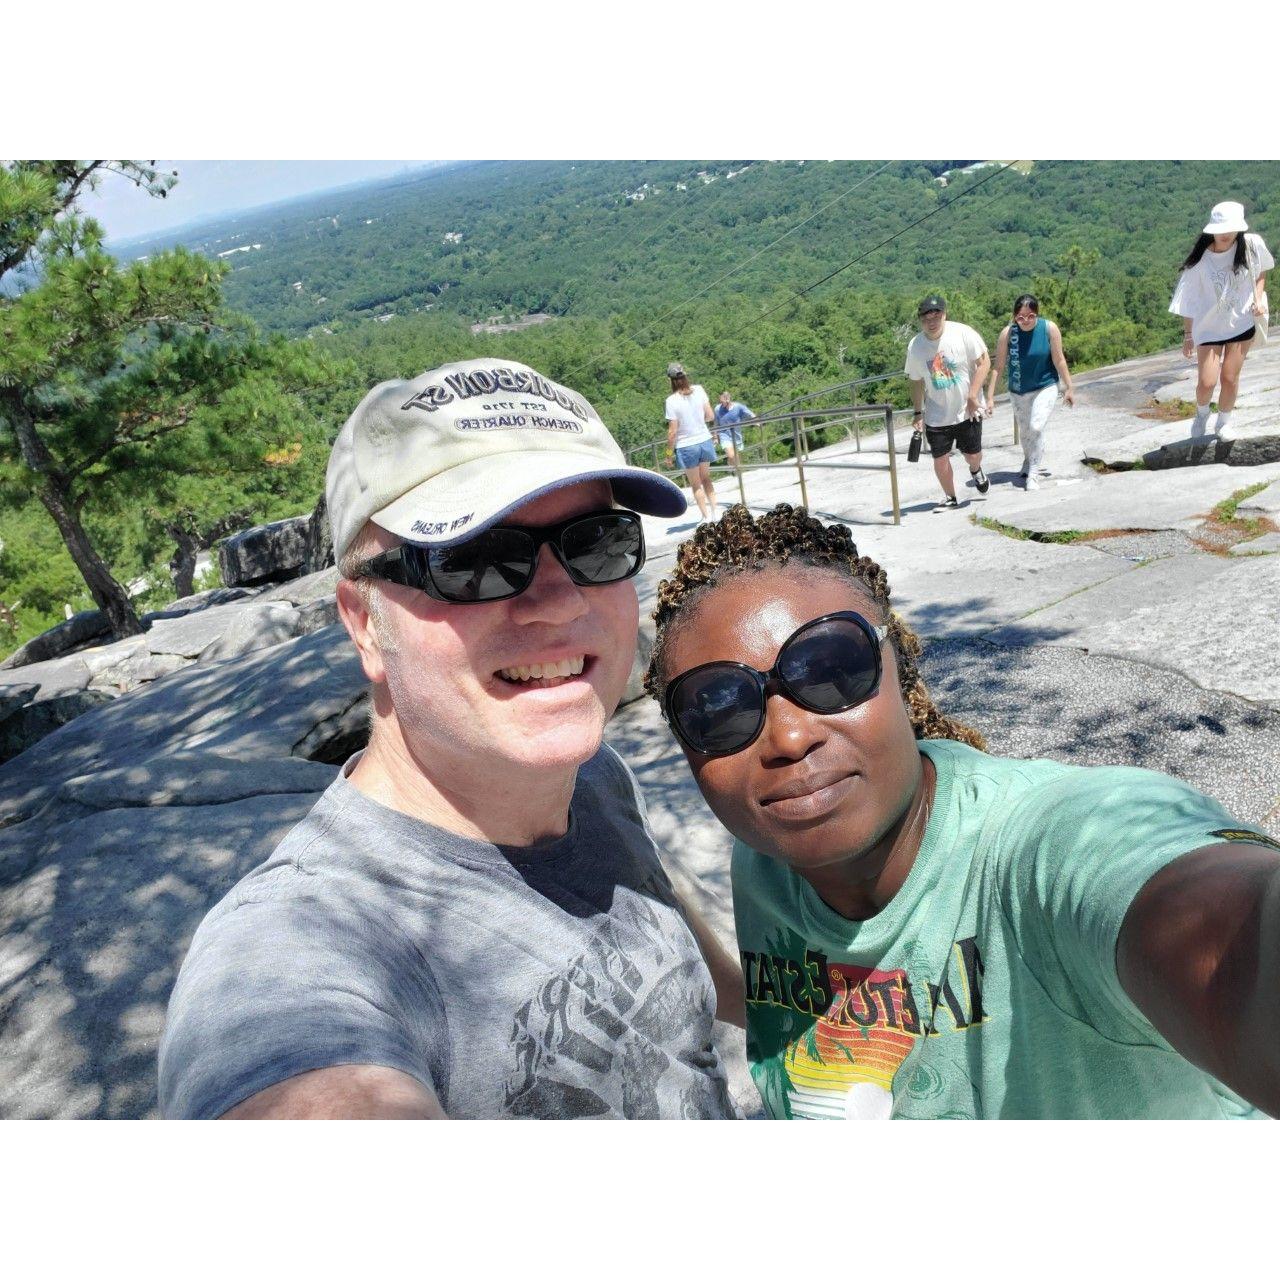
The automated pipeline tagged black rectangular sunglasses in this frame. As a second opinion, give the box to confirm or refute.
[664,610,889,756]
[357,509,646,604]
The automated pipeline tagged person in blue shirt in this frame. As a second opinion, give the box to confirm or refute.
[714,392,754,466]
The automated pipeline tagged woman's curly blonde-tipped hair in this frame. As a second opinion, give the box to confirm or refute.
[643,503,986,750]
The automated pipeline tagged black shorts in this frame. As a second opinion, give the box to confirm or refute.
[924,418,983,458]
[1200,326,1256,348]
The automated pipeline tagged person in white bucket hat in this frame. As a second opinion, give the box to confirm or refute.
[159,358,745,1120]
[1170,201,1273,441]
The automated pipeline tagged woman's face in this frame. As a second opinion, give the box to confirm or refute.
[1014,306,1038,331]
[1212,232,1239,252]
[661,566,924,876]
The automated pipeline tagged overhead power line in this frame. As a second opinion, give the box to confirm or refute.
[740,161,1017,336]
[554,160,898,391]
[621,160,897,343]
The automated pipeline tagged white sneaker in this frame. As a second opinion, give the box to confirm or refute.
[1190,412,1211,438]
[1026,475,1040,491]
[1217,423,1236,442]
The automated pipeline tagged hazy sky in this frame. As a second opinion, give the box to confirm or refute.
[79,161,437,242]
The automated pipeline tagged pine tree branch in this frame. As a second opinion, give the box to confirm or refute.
[0,162,105,278]
[66,408,196,481]
[0,385,72,491]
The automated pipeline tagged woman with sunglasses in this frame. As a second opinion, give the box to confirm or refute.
[645,503,1280,1120]
[984,294,1075,491]
[1170,201,1273,441]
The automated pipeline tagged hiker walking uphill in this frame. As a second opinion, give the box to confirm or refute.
[1170,201,1273,442]
[664,362,720,523]
[714,391,754,466]
[986,294,1075,491]
[905,296,990,511]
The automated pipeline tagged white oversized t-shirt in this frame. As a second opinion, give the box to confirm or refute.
[1170,233,1274,344]
[904,322,988,427]
[665,385,713,445]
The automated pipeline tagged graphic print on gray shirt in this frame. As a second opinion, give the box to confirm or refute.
[158,745,737,1119]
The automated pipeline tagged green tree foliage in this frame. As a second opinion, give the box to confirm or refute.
[121,159,1278,360]
[0,161,336,644]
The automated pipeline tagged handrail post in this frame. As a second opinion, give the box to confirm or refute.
[793,417,810,510]
[885,406,901,526]
[853,384,861,452]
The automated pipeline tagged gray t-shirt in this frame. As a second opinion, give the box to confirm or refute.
[158,744,737,1119]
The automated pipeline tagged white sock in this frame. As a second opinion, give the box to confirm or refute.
[1215,411,1234,440]
[1191,405,1211,437]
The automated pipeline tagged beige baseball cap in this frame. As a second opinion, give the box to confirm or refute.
[326,358,686,560]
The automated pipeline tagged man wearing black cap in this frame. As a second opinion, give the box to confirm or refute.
[904,296,991,511]
[158,358,744,1120]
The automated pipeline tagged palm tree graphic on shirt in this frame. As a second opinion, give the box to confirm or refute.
[929,352,960,389]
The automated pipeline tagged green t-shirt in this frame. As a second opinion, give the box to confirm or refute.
[731,739,1268,1120]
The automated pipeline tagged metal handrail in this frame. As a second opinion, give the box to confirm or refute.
[628,369,910,469]
[757,371,901,419]
[641,404,905,526]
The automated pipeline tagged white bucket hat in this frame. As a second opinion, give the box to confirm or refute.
[326,358,686,560]
[1204,201,1249,235]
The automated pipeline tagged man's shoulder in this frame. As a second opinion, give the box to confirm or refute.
[186,789,373,943]
[578,741,642,807]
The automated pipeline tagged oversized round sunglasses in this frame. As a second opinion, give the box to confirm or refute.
[357,509,645,604]
[663,610,889,757]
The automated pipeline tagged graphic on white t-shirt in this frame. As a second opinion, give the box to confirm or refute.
[929,352,960,389]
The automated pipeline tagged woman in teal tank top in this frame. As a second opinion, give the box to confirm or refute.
[986,295,1075,491]
[645,503,1279,1119]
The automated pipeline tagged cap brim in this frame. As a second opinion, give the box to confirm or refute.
[1204,221,1248,234]
[372,451,687,547]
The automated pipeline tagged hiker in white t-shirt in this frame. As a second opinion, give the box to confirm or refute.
[904,295,991,512]
[664,362,719,522]
[1169,201,1273,442]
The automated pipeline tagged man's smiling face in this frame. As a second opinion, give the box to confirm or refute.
[355,480,639,777]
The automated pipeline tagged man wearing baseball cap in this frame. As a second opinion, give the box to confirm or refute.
[159,358,744,1119]
[905,295,991,511]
